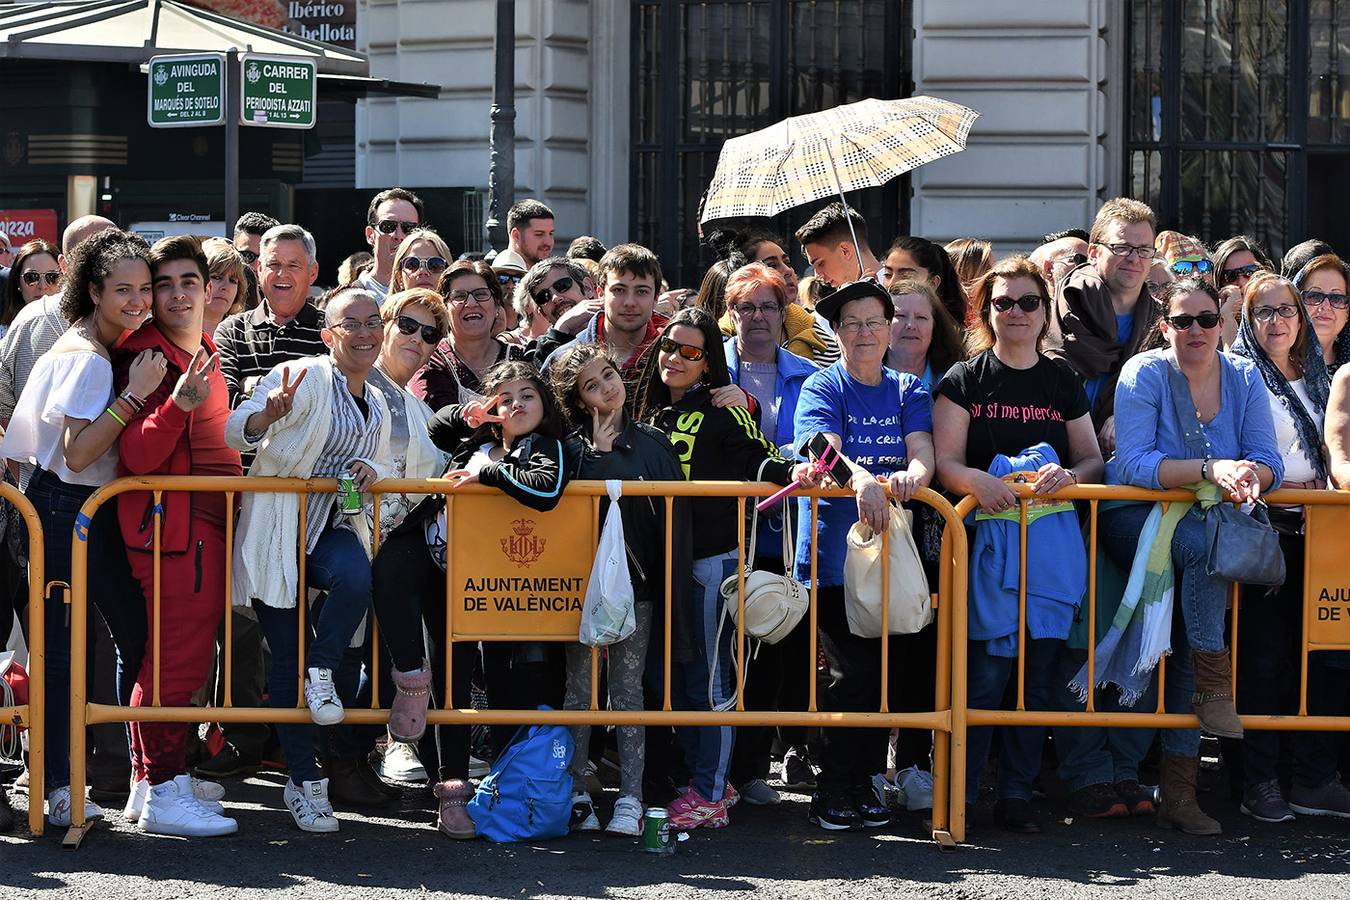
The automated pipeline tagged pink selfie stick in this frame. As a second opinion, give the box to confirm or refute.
[756,442,841,512]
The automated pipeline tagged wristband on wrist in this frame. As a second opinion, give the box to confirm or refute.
[1201,458,1212,481]
[105,406,128,427]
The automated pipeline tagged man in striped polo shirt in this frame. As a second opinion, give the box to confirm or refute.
[199,223,329,783]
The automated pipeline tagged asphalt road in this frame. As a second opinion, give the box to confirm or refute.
[5,767,1349,900]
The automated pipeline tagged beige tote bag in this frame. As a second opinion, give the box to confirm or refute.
[842,504,933,638]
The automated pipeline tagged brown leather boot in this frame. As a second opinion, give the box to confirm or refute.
[434,779,477,839]
[1190,648,1243,738]
[388,662,432,743]
[1156,754,1221,835]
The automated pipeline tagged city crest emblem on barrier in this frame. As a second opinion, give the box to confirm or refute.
[501,518,546,568]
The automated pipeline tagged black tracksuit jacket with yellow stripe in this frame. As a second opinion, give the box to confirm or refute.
[645,385,794,559]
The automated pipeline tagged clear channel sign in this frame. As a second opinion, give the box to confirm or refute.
[240,54,318,129]
[147,53,226,128]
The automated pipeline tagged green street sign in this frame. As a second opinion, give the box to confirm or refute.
[240,54,318,129]
[147,53,226,128]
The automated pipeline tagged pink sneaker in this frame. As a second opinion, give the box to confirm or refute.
[683,780,739,808]
[667,788,728,830]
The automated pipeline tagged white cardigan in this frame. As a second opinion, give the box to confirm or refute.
[225,355,392,610]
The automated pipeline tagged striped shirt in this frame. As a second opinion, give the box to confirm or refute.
[216,300,327,468]
[304,367,386,552]
[0,293,71,488]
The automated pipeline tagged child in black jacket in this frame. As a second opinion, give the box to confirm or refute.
[372,360,571,840]
[636,308,816,831]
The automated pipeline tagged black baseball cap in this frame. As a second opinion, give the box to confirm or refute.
[815,278,894,328]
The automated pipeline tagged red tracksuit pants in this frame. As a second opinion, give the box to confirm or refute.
[127,514,227,785]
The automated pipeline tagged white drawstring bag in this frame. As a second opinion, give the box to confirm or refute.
[842,504,933,638]
[578,480,637,647]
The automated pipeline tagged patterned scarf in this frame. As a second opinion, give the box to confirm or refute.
[1229,301,1329,482]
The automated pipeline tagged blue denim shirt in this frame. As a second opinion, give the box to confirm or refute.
[1106,349,1284,490]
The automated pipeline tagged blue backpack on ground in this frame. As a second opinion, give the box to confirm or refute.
[466,707,574,842]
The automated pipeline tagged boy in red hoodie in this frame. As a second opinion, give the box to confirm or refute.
[113,235,241,837]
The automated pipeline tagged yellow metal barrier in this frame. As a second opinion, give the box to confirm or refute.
[0,481,44,835]
[945,483,1350,838]
[63,475,968,848]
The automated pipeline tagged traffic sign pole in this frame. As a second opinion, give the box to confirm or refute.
[225,48,240,235]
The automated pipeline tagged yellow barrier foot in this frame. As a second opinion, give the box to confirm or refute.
[61,820,96,850]
[932,829,957,851]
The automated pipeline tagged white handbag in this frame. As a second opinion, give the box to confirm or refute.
[578,480,637,647]
[718,480,811,645]
[842,503,933,638]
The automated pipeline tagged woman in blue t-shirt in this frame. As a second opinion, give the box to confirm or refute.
[792,279,934,832]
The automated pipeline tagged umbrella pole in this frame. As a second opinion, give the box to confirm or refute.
[822,142,866,280]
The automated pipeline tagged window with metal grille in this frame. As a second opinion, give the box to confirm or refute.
[632,0,912,289]
[1127,1,1350,261]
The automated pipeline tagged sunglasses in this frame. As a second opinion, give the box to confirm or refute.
[1055,252,1088,268]
[1170,259,1214,277]
[374,219,419,236]
[658,336,706,362]
[1252,305,1300,323]
[394,314,444,344]
[1302,289,1350,310]
[1220,263,1262,285]
[497,272,522,286]
[1165,312,1221,330]
[400,255,449,275]
[21,270,61,287]
[238,249,259,264]
[532,275,576,305]
[991,294,1043,313]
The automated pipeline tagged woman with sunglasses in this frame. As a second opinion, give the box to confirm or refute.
[1213,236,1274,348]
[411,260,522,411]
[390,230,453,295]
[636,307,816,831]
[1293,254,1350,372]
[1227,273,1350,822]
[1103,277,1282,835]
[2,239,62,337]
[935,256,1111,833]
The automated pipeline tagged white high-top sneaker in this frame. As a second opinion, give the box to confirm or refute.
[304,667,345,725]
[138,775,238,837]
[125,775,226,820]
[284,778,339,833]
[380,739,428,783]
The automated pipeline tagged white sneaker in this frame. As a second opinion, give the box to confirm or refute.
[285,778,339,833]
[606,795,643,836]
[125,776,225,820]
[570,791,601,831]
[305,667,344,725]
[896,765,934,811]
[380,739,428,784]
[138,775,238,837]
[468,755,490,779]
[46,786,104,827]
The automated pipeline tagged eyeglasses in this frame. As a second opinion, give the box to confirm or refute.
[1170,259,1214,277]
[732,302,781,318]
[1165,312,1221,330]
[1221,263,1262,285]
[1054,252,1088,268]
[1096,242,1156,259]
[836,319,889,335]
[533,276,576,305]
[1302,289,1350,310]
[394,314,444,344]
[374,220,419,236]
[658,336,706,361]
[400,255,449,275]
[20,269,61,287]
[1252,305,1300,323]
[448,288,495,305]
[328,316,385,334]
[991,294,1043,313]
[1145,280,1170,299]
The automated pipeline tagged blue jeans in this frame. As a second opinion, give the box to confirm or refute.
[964,637,1114,803]
[27,468,146,792]
[1100,503,1226,653]
[252,525,372,784]
[670,552,738,803]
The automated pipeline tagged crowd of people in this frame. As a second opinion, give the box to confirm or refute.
[0,189,1347,844]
